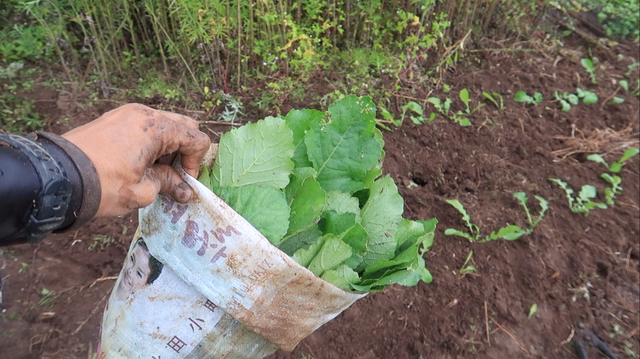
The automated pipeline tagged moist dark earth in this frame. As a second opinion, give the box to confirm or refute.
[1,40,639,359]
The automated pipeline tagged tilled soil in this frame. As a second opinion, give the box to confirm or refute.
[1,40,638,359]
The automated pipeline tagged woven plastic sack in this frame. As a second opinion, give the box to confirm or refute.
[97,154,365,359]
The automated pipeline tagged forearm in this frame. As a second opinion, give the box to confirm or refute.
[0,132,101,246]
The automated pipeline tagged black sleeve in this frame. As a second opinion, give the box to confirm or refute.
[0,146,40,245]
[0,132,101,246]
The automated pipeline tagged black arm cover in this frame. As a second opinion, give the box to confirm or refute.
[0,132,101,246]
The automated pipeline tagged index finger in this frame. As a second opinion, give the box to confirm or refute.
[157,112,211,178]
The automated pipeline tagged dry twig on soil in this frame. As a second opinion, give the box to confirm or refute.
[552,124,639,159]
[490,317,530,354]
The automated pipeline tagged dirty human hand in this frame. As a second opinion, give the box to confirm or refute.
[62,104,211,217]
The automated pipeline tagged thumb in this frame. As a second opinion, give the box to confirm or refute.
[144,164,194,204]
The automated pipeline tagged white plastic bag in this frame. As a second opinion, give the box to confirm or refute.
[98,162,365,359]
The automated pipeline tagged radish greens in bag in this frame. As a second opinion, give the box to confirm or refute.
[197,95,436,292]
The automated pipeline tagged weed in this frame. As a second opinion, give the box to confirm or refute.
[0,311,21,321]
[482,91,505,110]
[624,340,636,357]
[89,235,116,251]
[0,62,43,133]
[218,93,244,123]
[571,0,639,41]
[548,178,607,216]
[458,250,477,276]
[514,90,543,105]
[569,281,593,302]
[18,262,28,273]
[580,58,598,84]
[527,303,537,319]
[610,323,625,338]
[0,248,17,260]
[38,287,60,309]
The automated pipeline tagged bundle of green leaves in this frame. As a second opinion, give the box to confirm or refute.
[197,95,436,293]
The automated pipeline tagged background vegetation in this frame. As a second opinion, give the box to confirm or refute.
[0,0,638,132]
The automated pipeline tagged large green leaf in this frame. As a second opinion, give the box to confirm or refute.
[285,167,326,237]
[321,265,361,291]
[395,218,437,255]
[211,117,295,188]
[308,235,353,276]
[279,225,322,256]
[292,235,327,267]
[340,223,368,253]
[359,175,404,269]
[324,190,361,222]
[198,165,212,189]
[285,109,325,168]
[321,210,356,235]
[305,95,382,193]
[213,185,290,246]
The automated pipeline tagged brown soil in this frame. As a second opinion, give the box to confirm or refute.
[1,40,639,359]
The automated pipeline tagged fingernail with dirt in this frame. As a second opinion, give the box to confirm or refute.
[174,181,192,202]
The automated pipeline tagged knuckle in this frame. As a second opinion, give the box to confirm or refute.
[123,103,151,113]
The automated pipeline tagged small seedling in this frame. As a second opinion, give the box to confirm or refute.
[401,101,428,125]
[458,250,477,276]
[444,199,528,242]
[451,112,472,127]
[427,96,452,117]
[514,90,543,105]
[575,88,598,104]
[607,97,625,105]
[580,58,598,84]
[587,148,639,173]
[587,148,639,205]
[527,303,538,319]
[482,91,505,110]
[18,262,28,273]
[89,235,116,251]
[444,199,480,241]
[452,89,485,126]
[378,105,397,128]
[554,88,598,111]
[513,192,548,232]
[548,178,607,216]
[600,173,622,205]
[554,91,579,112]
[625,62,639,77]
[619,80,629,92]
